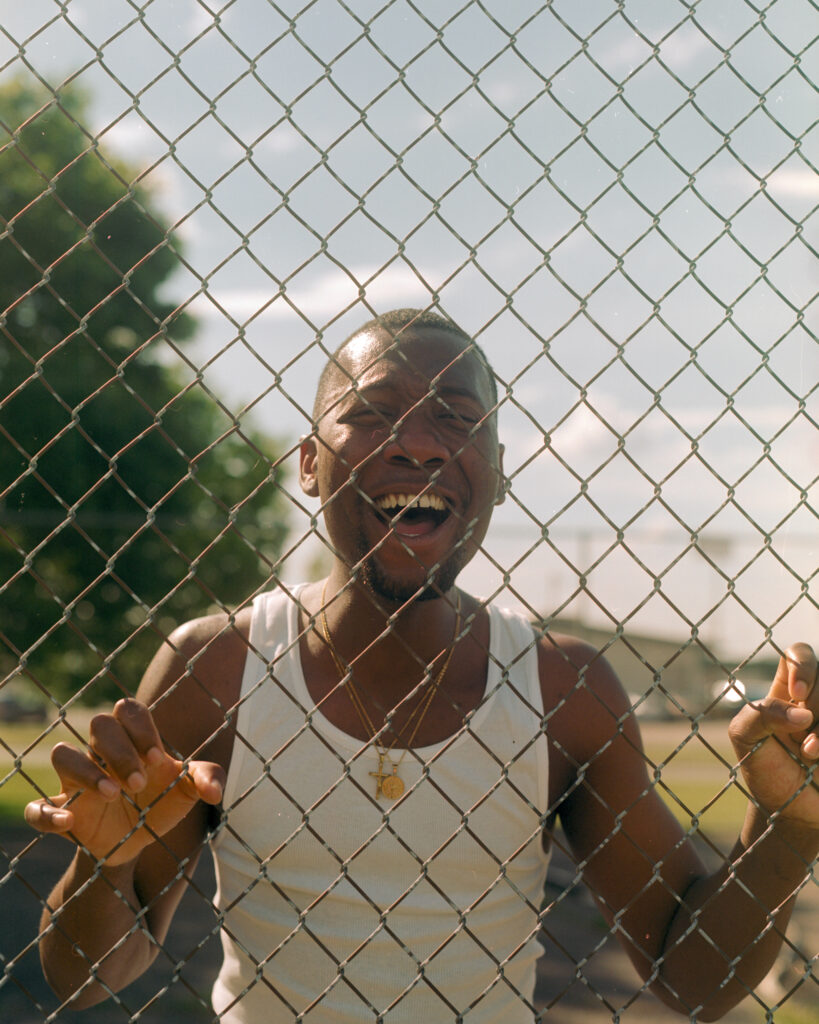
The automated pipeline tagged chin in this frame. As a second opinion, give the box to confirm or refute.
[358,556,463,605]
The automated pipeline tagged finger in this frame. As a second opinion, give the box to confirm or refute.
[801,731,819,761]
[112,700,163,749]
[736,697,819,764]
[729,697,813,751]
[51,742,121,800]
[772,643,817,704]
[24,795,74,833]
[88,713,150,793]
[185,761,226,805]
[113,698,165,764]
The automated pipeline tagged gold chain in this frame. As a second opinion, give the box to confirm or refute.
[319,582,461,799]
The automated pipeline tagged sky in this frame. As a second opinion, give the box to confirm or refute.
[2,0,817,665]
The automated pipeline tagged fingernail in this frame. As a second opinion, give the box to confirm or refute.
[803,734,819,759]
[786,705,813,725]
[792,680,809,702]
[52,811,71,826]
[127,771,146,792]
[98,779,119,799]
[145,746,163,766]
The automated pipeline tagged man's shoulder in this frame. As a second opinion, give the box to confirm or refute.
[149,583,306,716]
[167,605,255,699]
[167,605,254,659]
[481,603,617,684]
[534,628,635,759]
[535,629,609,675]
[481,602,630,722]
[136,606,255,763]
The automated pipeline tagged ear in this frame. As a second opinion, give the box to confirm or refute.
[495,443,506,506]
[299,434,320,497]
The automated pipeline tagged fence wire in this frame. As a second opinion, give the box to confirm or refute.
[1,0,817,1021]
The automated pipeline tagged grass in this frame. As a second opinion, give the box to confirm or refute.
[0,764,58,824]
[0,719,70,825]
[640,719,750,838]
[0,721,55,753]
[778,1005,819,1024]
[655,778,748,836]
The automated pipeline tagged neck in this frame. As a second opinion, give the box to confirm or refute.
[316,573,463,698]
[299,575,489,752]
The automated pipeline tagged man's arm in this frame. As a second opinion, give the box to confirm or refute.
[545,638,819,1021]
[26,612,247,1009]
[34,767,216,1009]
[659,643,819,1017]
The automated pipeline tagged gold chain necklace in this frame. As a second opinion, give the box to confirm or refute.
[320,583,461,800]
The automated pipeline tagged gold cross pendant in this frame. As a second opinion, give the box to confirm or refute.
[369,753,390,798]
[369,753,405,800]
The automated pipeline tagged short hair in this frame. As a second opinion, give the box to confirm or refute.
[313,308,498,422]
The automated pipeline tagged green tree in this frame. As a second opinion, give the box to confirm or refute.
[0,80,289,705]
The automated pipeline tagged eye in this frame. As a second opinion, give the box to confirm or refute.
[435,401,481,428]
[344,403,395,426]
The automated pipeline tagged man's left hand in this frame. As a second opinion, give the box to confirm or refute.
[729,642,819,830]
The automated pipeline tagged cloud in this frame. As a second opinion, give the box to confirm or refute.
[766,167,819,197]
[193,263,431,322]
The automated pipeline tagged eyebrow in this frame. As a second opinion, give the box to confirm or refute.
[346,382,490,419]
[433,384,486,402]
[350,377,486,401]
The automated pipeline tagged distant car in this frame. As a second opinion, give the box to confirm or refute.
[0,695,48,724]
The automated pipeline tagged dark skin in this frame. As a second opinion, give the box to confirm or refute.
[27,327,819,1018]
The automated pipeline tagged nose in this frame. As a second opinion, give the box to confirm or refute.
[381,407,450,471]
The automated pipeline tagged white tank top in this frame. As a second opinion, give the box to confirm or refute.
[211,587,550,1023]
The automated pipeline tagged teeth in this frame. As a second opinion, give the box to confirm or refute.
[374,492,447,511]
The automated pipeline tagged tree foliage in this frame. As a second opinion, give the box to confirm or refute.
[0,81,289,705]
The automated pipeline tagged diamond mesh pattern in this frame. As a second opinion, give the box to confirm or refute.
[1,1,817,1021]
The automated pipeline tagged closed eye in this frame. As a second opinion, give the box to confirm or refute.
[436,402,480,427]
[341,403,395,425]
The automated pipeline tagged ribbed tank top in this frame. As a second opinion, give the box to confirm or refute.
[211,586,550,1023]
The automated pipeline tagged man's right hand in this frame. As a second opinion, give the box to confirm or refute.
[25,698,225,867]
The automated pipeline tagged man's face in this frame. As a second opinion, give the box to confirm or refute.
[300,327,504,603]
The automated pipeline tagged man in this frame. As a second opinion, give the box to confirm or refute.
[26,309,819,1021]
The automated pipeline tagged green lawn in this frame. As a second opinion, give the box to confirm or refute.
[654,777,748,835]
[0,764,57,824]
[773,1006,819,1024]
[640,720,749,839]
[0,719,67,824]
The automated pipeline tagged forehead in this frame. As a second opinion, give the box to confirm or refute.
[331,328,493,407]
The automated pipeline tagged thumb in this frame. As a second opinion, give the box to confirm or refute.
[730,696,814,752]
[772,642,817,704]
[183,760,226,805]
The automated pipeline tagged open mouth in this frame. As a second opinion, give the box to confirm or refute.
[373,492,451,537]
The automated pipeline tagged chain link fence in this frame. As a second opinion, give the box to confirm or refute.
[1,0,817,1020]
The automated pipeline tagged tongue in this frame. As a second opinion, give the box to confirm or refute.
[392,509,440,537]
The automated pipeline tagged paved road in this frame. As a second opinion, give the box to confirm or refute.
[0,825,222,1024]
[2,823,815,1023]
